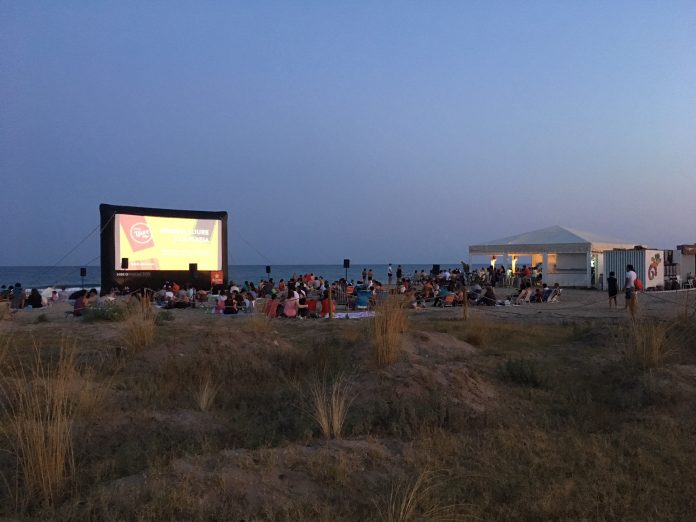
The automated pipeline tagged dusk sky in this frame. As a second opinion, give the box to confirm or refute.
[2,1,695,266]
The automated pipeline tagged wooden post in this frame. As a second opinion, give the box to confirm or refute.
[328,284,334,320]
[462,284,469,321]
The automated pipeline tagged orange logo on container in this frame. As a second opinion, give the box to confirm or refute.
[129,222,152,245]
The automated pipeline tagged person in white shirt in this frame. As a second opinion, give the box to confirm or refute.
[624,264,637,309]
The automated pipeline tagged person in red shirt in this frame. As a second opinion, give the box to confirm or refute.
[265,294,280,318]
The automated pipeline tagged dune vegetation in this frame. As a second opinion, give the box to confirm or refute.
[1,301,695,520]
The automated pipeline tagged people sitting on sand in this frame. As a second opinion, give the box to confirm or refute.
[433,285,450,307]
[541,283,553,302]
[512,282,533,305]
[530,287,544,303]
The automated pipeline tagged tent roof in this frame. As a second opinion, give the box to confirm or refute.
[469,225,636,254]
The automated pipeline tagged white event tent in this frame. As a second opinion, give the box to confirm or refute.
[468,225,637,288]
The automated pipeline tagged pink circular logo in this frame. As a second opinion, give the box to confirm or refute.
[129,222,152,244]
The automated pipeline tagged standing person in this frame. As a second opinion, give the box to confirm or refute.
[387,264,393,285]
[396,265,403,283]
[361,268,367,284]
[367,268,373,282]
[624,264,637,310]
[607,271,618,309]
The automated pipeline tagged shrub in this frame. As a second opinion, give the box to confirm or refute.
[372,296,408,366]
[154,310,175,325]
[498,358,547,388]
[35,313,49,323]
[83,304,127,322]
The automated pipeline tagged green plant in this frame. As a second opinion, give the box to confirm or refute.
[155,310,175,325]
[83,304,127,322]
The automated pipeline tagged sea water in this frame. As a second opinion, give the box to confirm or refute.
[0,263,484,291]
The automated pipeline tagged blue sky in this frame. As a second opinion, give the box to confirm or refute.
[1,1,695,265]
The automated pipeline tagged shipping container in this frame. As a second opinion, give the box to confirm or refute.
[602,249,664,290]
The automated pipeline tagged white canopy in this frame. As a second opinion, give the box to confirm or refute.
[469,225,635,256]
[469,225,638,287]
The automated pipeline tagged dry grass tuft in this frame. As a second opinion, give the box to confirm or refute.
[372,295,408,366]
[622,319,670,369]
[192,370,221,412]
[628,293,639,320]
[376,470,459,522]
[122,298,156,352]
[243,312,273,335]
[307,373,355,439]
[0,337,78,508]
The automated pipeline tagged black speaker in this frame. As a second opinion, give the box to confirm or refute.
[343,259,350,269]
[189,263,198,274]
[265,265,271,274]
[121,257,129,269]
[80,267,87,277]
[432,264,440,275]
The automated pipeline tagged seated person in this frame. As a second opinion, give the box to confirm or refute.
[223,294,238,314]
[515,283,533,305]
[541,283,553,302]
[73,290,89,317]
[265,294,280,318]
[27,288,43,308]
[547,283,562,302]
[531,287,544,303]
[282,291,299,318]
[479,285,497,306]
[215,294,226,314]
[298,295,309,318]
[320,291,335,317]
[433,286,450,307]
[307,298,319,317]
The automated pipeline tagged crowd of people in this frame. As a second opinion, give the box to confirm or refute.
[1,263,571,320]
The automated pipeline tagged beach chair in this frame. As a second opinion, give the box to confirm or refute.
[355,290,371,310]
[547,289,562,303]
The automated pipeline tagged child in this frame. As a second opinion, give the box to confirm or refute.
[607,271,618,309]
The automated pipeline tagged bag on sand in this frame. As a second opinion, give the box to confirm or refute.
[635,278,644,291]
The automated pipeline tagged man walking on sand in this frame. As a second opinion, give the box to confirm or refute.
[387,264,393,285]
[624,264,637,310]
